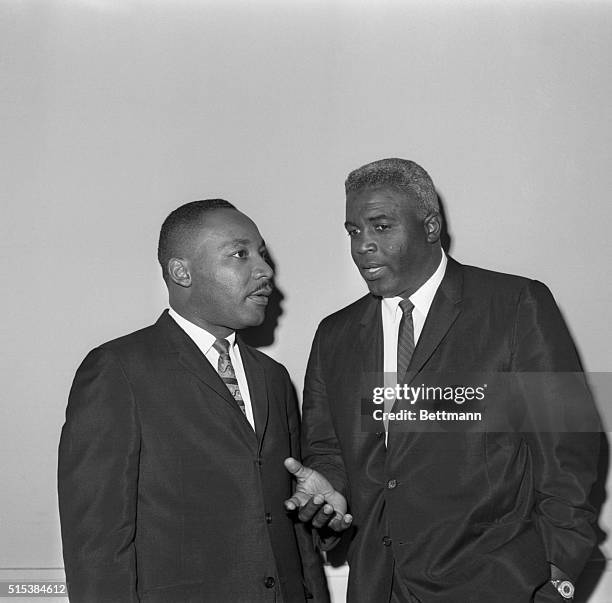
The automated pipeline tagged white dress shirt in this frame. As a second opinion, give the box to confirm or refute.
[168,308,256,430]
[380,251,448,440]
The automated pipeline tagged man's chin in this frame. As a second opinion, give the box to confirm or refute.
[365,280,394,298]
[241,308,266,329]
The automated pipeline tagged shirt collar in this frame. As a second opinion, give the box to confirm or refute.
[168,307,236,354]
[381,250,447,317]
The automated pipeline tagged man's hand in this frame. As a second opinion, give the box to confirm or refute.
[284,457,353,531]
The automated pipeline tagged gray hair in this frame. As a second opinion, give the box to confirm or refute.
[345,158,440,218]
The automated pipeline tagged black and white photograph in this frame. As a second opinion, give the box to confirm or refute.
[2,1,611,602]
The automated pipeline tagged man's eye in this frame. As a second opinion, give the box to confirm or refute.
[374,224,390,232]
[347,229,360,238]
[232,250,247,258]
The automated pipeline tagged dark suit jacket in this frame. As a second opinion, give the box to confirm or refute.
[301,258,599,603]
[58,311,329,603]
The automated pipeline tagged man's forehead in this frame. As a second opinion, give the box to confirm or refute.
[346,186,416,217]
[193,211,264,246]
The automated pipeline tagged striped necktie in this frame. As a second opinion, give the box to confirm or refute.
[397,299,415,382]
[213,338,246,416]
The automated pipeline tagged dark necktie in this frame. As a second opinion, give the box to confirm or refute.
[397,299,415,382]
[384,299,416,433]
[213,338,246,416]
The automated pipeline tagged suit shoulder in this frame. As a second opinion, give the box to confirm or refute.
[458,263,559,316]
[460,262,555,297]
[95,322,160,354]
[317,293,373,330]
[76,321,163,374]
[461,263,531,289]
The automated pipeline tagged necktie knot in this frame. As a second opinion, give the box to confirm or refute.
[213,338,231,356]
[399,298,414,315]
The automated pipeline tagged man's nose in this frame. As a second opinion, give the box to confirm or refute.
[254,257,274,279]
[354,233,377,255]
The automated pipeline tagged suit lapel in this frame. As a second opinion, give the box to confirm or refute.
[357,296,385,435]
[404,257,463,384]
[359,295,383,375]
[177,347,238,407]
[238,340,269,451]
[156,311,255,421]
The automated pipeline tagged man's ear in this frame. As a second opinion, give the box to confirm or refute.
[423,213,442,243]
[168,258,191,287]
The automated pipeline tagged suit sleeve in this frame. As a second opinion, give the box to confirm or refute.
[58,347,140,602]
[281,366,330,603]
[301,324,349,498]
[300,325,351,553]
[512,280,600,582]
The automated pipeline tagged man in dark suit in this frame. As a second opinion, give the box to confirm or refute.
[58,199,329,602]
[285,159,599,602]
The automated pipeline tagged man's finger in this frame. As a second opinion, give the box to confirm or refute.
[284,492,310,511]
[284,457,312,480]
[311,503,335,529]
[328,513,353,532]
[297,497,325,522]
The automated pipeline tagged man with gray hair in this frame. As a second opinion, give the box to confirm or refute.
[285,159,599,602]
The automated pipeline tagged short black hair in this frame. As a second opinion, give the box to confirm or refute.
[345,158,440,218]
[158,199,236,281]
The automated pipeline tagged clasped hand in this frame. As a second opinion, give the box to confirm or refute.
[284,457,353,531]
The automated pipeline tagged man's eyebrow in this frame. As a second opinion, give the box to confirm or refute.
[219,238,252,249]
[366,213,394,221]
[344,213,393,227]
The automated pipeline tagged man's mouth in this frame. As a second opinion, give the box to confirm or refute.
[247,286,273,306]
[360,264,386,280]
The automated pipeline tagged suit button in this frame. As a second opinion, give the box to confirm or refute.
[382,536,392,547]
[375,431,384,439]
[387,479,397,489]
[264,576,275,588]
[265,512,272,524]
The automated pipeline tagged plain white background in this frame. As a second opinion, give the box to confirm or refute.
[2,1,611,600]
